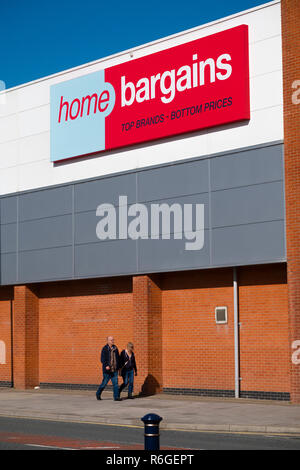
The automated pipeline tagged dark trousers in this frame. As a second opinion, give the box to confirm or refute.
[96,371,119,400]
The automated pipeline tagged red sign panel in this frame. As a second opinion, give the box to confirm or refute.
[106,24,250,151]
[51,25,250,161]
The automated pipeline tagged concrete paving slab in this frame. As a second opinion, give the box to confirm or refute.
[0,388,300,435]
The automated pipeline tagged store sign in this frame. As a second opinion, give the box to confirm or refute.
[50,25,249,162]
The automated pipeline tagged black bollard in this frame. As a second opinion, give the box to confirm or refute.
[141,413,163,450]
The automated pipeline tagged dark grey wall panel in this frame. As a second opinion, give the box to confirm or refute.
[141,194,209,237]
[138,231,210,272]
[19,215,73,251]
[1,253,17,285]
[75,173,136,213]
[18,246,73,282]
[212,220,286,266]
[19,186,72,221]
[75,212,98,245]
[137,159,209,202]
[0,196,17,224]
[1,224,17,254]
[75,240,137,277]
[211,144,284,190]
[75,194,208,244]
[211,181,284,228]
[0,142,286,285]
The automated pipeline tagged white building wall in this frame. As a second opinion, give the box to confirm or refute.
[0,1,283,196]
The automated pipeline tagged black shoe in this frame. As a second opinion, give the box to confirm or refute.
[128,395,134,399]
[114,397,122,401]
[96,395,101,400]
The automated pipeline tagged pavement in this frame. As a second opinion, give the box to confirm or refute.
[0,388,300,435]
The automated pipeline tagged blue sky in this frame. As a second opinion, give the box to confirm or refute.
[1,0,268,89]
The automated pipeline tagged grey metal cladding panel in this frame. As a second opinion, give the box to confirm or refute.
[1,223,17,253]
[18,246,73,282]
[74,173,136,213]
[212,220,286,266]
[19,186,72,221]
[137,159,209,202]
[75,210,131,245]
[75,211,98,245]
[0,143,287,286]
[141,193,209,237]
[75,210,132,245]
[211,181,285,228]
[137,230,209,273]
[1,253,17,285]
[75,193,209,246]
[210,144,283,191]
[0,196,17,224]
[74,240,137,277]
[19,215,73,251]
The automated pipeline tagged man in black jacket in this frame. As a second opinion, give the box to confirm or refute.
[96,336,121,401]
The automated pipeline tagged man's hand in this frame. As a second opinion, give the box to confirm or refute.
[106,366,110,370]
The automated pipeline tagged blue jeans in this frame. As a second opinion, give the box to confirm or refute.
[119,369,134,396]
[96,371,119,400]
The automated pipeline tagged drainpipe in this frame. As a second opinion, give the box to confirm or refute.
[10,299,14,388]
[233,267,240,398]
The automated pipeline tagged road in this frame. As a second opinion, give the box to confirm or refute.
[0,416,300,451]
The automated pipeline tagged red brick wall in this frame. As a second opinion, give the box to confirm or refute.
[13,285,39,389]
[161,265,289,396]
[38,277,133,385]
[148,276,163,392]
[0,287,13,385]
[281,0,300,402]
[161,269,235,391]
[5,265,290,399]
[133,275,162,395]
[239,264,289,395]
